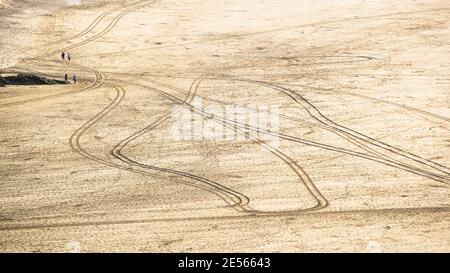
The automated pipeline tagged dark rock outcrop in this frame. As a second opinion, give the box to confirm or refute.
[0,73,67,87]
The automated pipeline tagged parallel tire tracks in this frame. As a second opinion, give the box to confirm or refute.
[112,77,329,213]
[223,75,450,183]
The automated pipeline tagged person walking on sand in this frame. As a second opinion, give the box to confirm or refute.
[67,53,71,61]
[73,74,77,84]
[64,73,68,82]
[61,52,65,61]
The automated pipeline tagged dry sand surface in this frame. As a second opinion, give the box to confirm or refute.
[0,0,449,252]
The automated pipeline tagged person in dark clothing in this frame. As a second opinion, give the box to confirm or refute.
[72,74,77,84]
[67,53,71,61]
[64,74,68,82]
[61,52,65,60]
